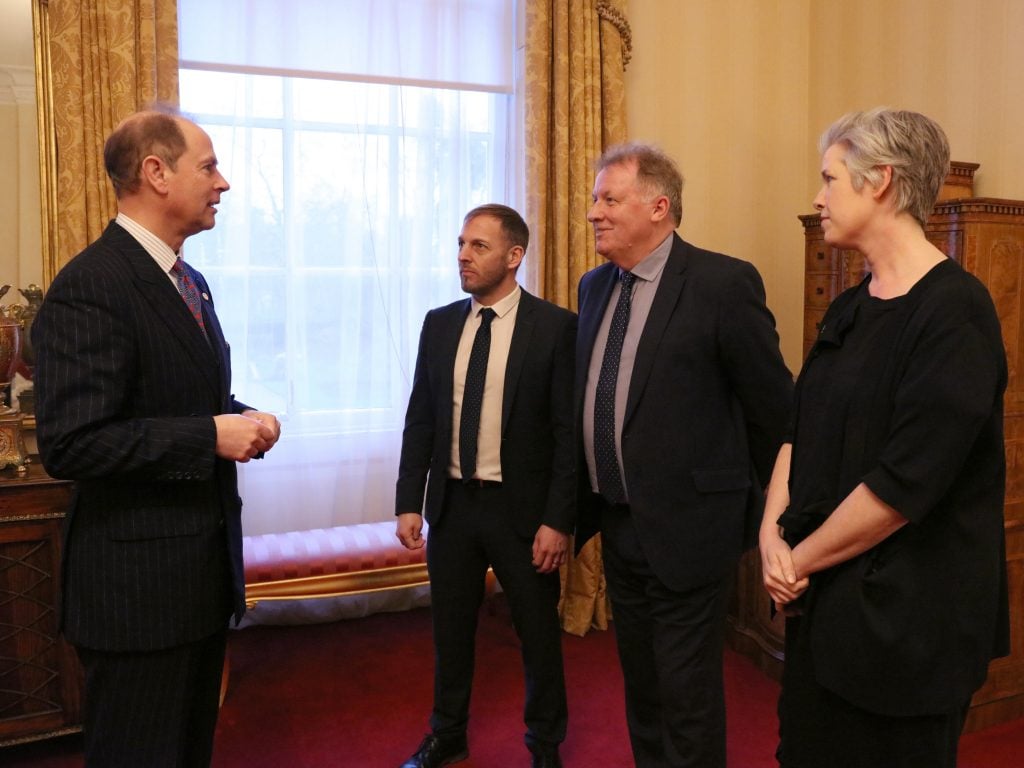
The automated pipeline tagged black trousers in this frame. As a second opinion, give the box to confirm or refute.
[778,614,970,768]
[426,480,567,752]
[76,629,228,768]
[601,501,729,768]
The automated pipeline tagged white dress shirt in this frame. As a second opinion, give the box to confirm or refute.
[449,285,522,481]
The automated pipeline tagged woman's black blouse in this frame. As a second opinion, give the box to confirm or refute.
[777,257,1010,716]
[783,258,1004,539]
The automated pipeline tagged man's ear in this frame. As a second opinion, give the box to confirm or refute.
[506,245,525,270]
[140,155,169,193]
[650,194,671,223]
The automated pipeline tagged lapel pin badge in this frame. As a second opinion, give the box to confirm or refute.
[202,292,210,301]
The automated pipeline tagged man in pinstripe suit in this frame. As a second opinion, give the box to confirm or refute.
[32,106,281,767]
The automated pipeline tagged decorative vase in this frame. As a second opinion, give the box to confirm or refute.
[17,284,42,378]
[0,316,28,472]
[0,316,22,414]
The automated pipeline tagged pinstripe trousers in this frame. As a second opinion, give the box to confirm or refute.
[76,630,228,768]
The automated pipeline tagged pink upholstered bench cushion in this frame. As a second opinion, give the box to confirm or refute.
[244,522,425,582]
[242,521,429,604]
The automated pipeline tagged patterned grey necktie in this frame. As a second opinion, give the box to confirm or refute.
[594,271,635,503]
[171,257,207,334]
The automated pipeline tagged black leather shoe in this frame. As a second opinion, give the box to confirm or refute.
[531,750,562,768]
[399,734,469,768]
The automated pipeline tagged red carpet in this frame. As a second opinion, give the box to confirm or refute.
[4,602,1021,766]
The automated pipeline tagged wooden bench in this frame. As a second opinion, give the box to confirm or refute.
[242,521,430,609]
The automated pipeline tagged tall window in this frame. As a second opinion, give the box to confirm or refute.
[178,0,517,534]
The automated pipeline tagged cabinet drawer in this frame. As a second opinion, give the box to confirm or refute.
[805,241,836,272]
[804,273,837,308]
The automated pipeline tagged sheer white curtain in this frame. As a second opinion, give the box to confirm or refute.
[177,0,516,535]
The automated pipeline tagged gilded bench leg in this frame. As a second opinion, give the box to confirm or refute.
[219,650,230,708]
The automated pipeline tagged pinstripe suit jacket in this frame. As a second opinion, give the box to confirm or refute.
[33,221,251,652]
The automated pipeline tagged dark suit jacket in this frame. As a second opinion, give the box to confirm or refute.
[395,289,577,538]
[33,221,252,652]
[576,233,793,590]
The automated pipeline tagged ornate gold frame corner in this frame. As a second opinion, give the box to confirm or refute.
[32,0,58,286]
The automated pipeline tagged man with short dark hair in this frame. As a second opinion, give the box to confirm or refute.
[33,106,280,766]
[396,204,576,768]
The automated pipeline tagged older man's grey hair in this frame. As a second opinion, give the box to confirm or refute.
[596,142,685,226]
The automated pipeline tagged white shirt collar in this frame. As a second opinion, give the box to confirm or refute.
[115,212,179,278]
[470,284,522,320]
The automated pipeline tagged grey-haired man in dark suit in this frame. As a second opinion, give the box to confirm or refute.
[575,142,793,768]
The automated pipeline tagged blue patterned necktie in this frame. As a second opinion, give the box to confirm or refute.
[171,257,207,334]
[460,307,497,481]
[594,271,635,504]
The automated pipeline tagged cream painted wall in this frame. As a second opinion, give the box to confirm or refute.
[625,0,812,370]
[626,0,1024,372]
[808,0,1024,203]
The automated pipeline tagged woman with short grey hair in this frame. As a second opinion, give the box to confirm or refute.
[760,108,1010,767]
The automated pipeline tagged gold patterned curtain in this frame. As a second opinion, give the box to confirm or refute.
[523,0,630,635]
[47,0,179,270]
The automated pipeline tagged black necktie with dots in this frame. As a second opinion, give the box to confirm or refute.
[594,272,635,503]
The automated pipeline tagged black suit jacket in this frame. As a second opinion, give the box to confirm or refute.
[396,290,577,538]
[576,234,793,590]
[33,221,252,652]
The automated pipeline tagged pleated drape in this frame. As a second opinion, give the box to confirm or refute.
[47,0,179,269]
[523,0,631,635]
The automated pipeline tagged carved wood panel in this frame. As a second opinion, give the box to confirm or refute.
[0,464,79,746]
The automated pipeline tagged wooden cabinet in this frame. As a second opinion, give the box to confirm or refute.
[727,167,1024,732]
[0,462,80,746]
